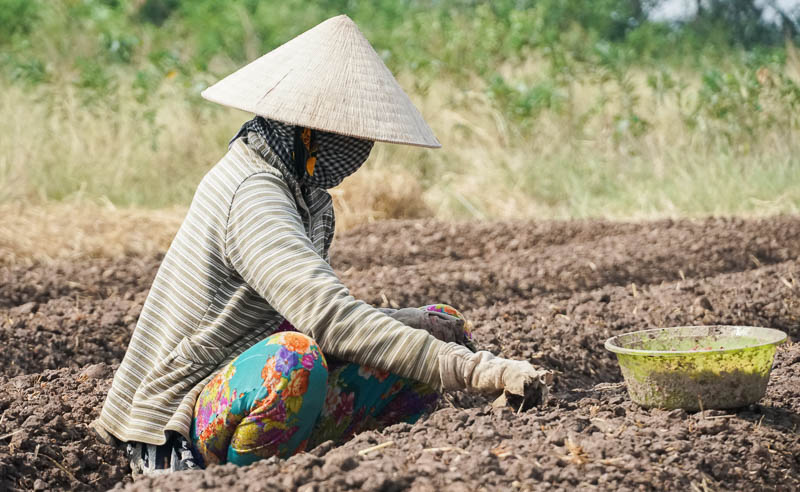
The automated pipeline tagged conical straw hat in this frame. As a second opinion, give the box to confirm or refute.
[201,15,441,148]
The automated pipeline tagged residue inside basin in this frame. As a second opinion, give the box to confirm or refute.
[607,326,787,355]
[629,334,764,352]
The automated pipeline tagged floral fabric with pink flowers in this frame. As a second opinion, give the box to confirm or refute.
[190,321,441,467]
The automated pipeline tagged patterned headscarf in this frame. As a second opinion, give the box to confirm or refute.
[233,117,373,189]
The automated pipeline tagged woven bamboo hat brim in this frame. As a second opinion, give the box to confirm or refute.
[201,15,440,148]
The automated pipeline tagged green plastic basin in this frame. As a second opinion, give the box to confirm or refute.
[605,325,787,410]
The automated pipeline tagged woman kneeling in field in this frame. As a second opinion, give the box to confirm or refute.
[92,15,550,475]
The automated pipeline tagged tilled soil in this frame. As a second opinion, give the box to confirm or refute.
[1,218,798,491]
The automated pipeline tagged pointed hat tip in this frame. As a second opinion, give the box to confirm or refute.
[320,14,355,28]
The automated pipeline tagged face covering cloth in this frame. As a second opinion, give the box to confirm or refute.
[233,117,373,189]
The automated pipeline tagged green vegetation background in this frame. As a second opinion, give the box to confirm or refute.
[2,0,799,220]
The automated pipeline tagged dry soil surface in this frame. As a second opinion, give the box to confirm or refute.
[1,217,798,491]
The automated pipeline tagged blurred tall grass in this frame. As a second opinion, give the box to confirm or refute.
[2,0,800,226]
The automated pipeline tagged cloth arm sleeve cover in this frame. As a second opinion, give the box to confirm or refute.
[225,172,446,387]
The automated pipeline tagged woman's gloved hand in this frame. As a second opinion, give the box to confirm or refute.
[437,343,552,410]
[379,306,472,347]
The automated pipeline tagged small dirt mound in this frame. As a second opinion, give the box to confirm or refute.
[0,364,130,491]
[337,217,800,308]
[0,255,159,308]
[0,294,146,377]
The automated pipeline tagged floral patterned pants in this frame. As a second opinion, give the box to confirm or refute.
[191,306,467,467]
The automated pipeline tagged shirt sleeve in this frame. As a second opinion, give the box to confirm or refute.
[225,172,446,386]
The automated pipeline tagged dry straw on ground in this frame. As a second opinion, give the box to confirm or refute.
[0,192,428,265]
[0,202,184,266]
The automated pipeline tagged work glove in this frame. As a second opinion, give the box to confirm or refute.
[379,306,473,348]
[437,343,552,410]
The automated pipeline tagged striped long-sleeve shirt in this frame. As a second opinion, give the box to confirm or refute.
[95,132,446,445]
